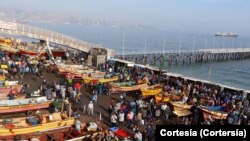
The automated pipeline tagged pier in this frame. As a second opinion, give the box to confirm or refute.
[0,20,115,58]
[115,48,250,65]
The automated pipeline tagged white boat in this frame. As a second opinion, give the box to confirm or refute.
[215,32,238,37]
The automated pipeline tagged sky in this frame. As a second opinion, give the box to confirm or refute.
[1,0,250,35]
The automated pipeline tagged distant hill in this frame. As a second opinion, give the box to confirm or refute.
[0,7,149,29]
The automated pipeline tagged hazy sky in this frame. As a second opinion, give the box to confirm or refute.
[1,0,250,35]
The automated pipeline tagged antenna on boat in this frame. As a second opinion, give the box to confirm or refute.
[46,38,55,63]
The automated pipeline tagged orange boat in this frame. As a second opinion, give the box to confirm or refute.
[109,81,148,93]
[199,106,228,120]
[0,125,100,141]
[155,93,170,104]
[0,112,75,137]
[141,84,163,97]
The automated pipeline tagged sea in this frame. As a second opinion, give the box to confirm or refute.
[18,22,250,90]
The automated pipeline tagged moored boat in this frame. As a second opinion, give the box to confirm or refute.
[155,93,170,103]
[0,97,52,114]
[0,112,75,136]
[171,101,193,111]
[0,84,23,95]
[19,48,47,56]
[0,45,20,54]
[109,81,148,93]
[140,84,163,96]
[83,76,119,84]
[199,106,228,120]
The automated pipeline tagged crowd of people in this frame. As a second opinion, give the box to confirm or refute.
[1,49,250,141]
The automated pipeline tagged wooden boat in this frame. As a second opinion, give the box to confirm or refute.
[83,76,119,84]
[0,94,25,100]
[199,106,228,120]
[0,112,75,136]
[0,84,23,95]
[140,84,163,96]
[0,97,52,114]
[57,64,86,70]
[109,81,148,93]
[20,48,46,56]
[171,101,193,111]
[0,126,101,141]
[20,47,65,57]
[0,45,20,54]
[58,67,105,76]
[155,93,170,103]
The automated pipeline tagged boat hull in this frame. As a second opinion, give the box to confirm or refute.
[110,82,148,93]
[200,107,228,120]
[0,116,75,136]
[0,101,51,114]
[155,94,170,103]
[171,102,192,111]
[141,84,162,96]
[83,76,119,84]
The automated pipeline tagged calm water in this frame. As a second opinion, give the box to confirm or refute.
[25,23,250,90]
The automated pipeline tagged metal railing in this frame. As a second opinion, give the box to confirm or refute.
[0,20,102,53]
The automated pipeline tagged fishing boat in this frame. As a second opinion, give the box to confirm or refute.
[0,126,100,141]
[19,48,47,56]
[58,67,93,75]
[140,84,163,96]
[0,83,23,95]
[215,32,238,37]
[0,97,52,114]
[171,101,193,111]
[83,76,119,84]
[155,93,170,103]
[0,45,20,54]
[19,46,65,58]
[57,64,86,70]
[65,71,106,80]
[0,112,75,136]
[109,81,148,93]
[199,106,228,120]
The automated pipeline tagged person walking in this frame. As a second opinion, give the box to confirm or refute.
[88,101,94,116]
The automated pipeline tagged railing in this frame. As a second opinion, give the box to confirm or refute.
[0,20,103,52]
